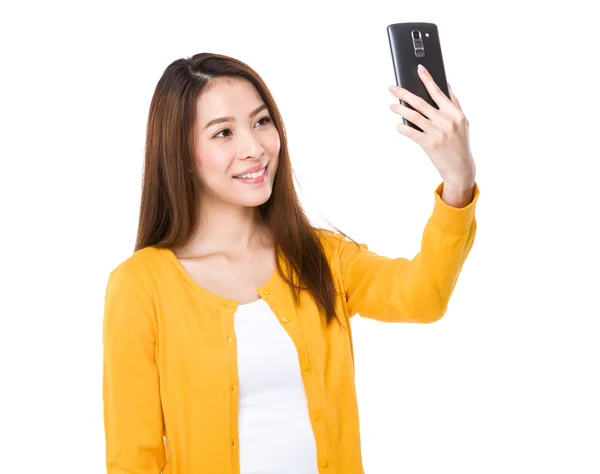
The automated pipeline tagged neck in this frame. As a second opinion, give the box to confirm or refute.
[179,200,272,257]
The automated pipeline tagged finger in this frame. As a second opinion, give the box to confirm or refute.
[390,102,437,135]
[394,120,427,147]
[389,86,443,124]
[417,64,453,112]
[448,83,463,111]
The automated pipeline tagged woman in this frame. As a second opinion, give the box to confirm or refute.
[102,52,479,474]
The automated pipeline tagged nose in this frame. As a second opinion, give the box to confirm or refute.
[237,127,264,160]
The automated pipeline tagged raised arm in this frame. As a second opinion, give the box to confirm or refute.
[338,181,479,323]
[103,268,166,473]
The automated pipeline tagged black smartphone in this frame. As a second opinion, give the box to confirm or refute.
[387,22,449,132]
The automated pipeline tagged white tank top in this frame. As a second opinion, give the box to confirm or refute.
[234,297,319,474]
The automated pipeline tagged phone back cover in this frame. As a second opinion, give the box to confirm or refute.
[387,22,449,112]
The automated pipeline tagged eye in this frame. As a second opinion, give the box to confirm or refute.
[213,116,272,139]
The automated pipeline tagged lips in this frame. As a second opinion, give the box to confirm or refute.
[233,163,267,178]
[233,163,268,183]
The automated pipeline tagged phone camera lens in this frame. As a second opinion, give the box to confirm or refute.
[412,30,420,39]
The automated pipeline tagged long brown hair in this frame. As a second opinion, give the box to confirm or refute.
[134,52,357,326]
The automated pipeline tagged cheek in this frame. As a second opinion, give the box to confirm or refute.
[196,153,229,177]
[268,156,280,179]
[266,132,281,168]
[268,130,281,152]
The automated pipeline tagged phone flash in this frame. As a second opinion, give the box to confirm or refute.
[425,33,429,37]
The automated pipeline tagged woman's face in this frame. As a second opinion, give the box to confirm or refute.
[193,78,281,209]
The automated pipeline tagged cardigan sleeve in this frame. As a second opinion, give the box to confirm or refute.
[102,268,166,473]
[338,181,480,323]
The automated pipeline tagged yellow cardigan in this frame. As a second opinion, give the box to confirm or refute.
[102,181,480,474]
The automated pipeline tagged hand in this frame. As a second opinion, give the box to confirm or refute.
[389,65,476,189]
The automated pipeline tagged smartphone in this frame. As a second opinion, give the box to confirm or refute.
[387,22,449,132]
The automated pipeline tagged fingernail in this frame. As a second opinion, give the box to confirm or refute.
[389,85,400,92]
[418,64,426,74]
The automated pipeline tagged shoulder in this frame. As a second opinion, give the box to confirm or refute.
[107,246,167,283]
[103,248,165,327]
[314,227,364,247]
[313,227,365,257]
[313,227,342,251]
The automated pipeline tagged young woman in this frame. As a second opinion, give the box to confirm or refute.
[102,52,479,474]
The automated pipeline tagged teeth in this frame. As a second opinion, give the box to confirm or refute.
[235,166,266,179]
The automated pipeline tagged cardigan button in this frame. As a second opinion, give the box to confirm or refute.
[313,412,321,420]
[263,288,271,295]
[282,316,290,323]
[303,363,311,372]
[320,459,328,468]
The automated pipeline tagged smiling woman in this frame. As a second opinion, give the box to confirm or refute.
[135,53,344,320]
[102,52,479,474]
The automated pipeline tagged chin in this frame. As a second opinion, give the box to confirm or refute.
[239,195,272,208]
[230,189,273,208]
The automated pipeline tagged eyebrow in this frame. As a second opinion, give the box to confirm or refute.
[202,104,269,131]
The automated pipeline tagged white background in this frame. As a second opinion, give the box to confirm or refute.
[1,0,599,472]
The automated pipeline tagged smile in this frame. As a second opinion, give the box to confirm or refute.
[233,164,268,183]
[233,164,267,180]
